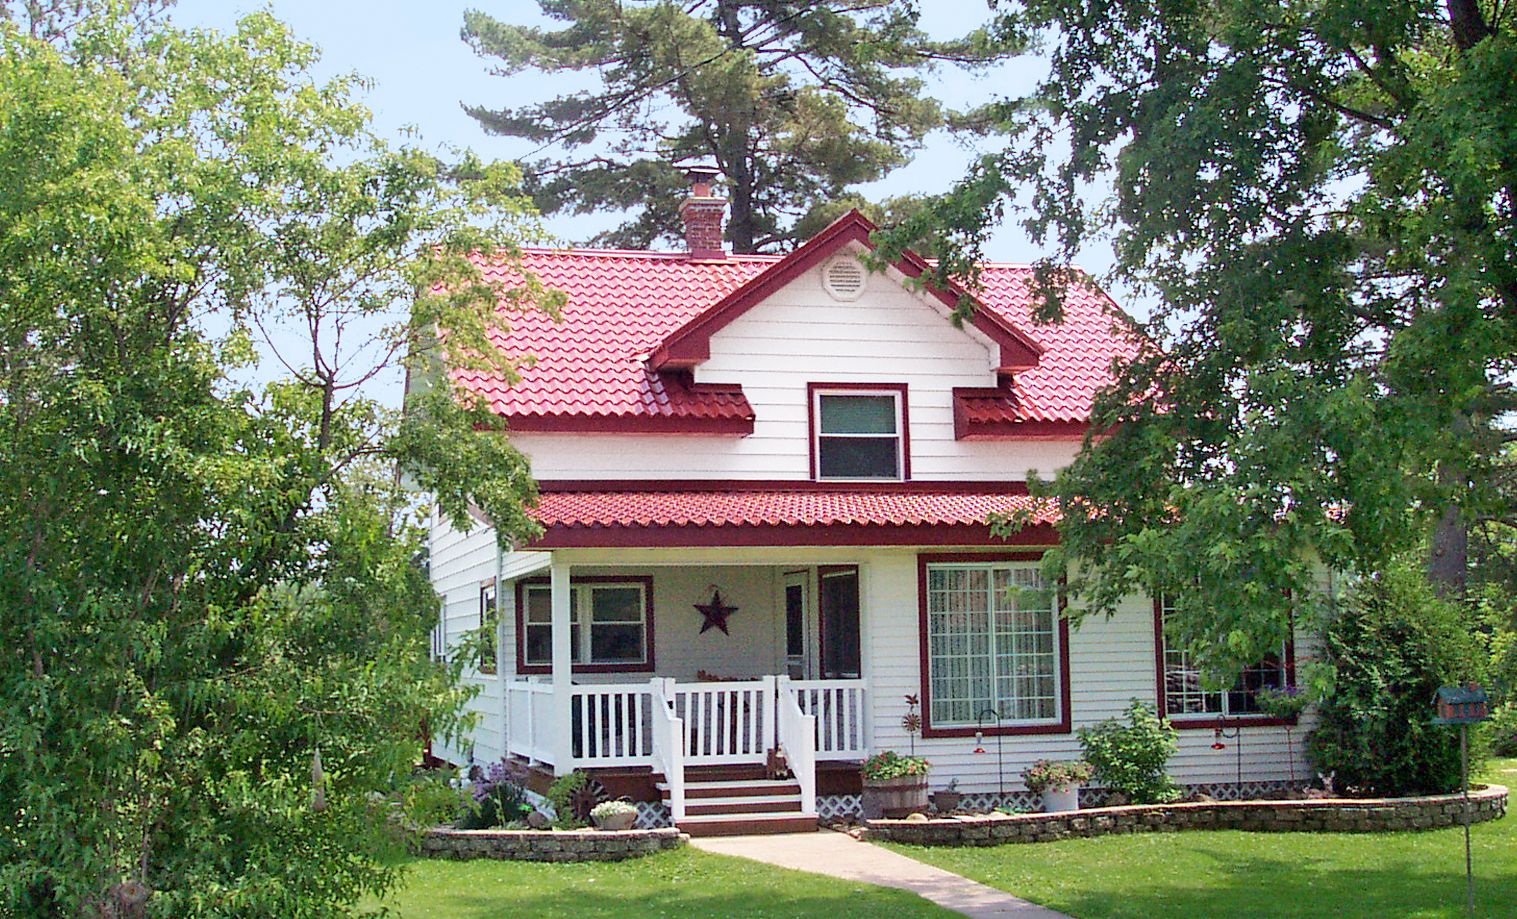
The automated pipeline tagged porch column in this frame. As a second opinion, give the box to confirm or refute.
[550,560,574,772]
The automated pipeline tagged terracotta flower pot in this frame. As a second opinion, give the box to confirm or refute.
[863,774,929,819]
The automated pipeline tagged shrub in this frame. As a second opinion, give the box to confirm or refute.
[545,769,600,827]
[1021,760,1094,794]
[1482,704,1517,757]
[457,760,531,830]
[861,751,930,781]
[1306,562,1487,796]
[1078,699,1180,803]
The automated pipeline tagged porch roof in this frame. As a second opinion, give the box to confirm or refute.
[527,482,1059,548]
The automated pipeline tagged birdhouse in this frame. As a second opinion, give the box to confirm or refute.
[1432,685,1489,725]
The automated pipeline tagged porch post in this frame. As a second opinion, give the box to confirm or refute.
[550,560,574,772]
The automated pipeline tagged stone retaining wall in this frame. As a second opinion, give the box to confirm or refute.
[863,784,1508,847]
[420,826,686,862]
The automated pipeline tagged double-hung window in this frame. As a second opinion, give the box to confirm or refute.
[811,386,906,480]
[924,560,1063,729]
[1158,596,1289,720]
[520,579,652,672]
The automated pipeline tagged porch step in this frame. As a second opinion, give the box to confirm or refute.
[658,778,801,798]
[684,794,803,817]
[676,813,819,837]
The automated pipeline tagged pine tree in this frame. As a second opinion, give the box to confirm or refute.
[461,0,1003,253]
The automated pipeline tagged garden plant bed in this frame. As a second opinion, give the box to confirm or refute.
[862,784,1508,846]
[421,826,687,862]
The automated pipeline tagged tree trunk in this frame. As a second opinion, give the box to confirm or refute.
[1428,503,1468,600]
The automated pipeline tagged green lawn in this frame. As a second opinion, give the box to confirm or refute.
[366,846,952,918]
[373,760,1515,918]
[880,758,1517,919]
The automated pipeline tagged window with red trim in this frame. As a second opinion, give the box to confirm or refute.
[810,387,905,480]
[1157,595,1291,720]
[520,579,651,670]
[924,560,1062,727]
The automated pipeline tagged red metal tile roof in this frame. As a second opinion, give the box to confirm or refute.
[452,214,1138,430]
[528,484,1059,547]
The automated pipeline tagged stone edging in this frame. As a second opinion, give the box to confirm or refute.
[862,784,1508,846]
[420,826,686,862]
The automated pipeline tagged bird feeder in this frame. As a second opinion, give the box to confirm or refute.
[1432,685,1489,725]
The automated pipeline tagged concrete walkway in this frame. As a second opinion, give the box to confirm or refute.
[691,831,1070,918]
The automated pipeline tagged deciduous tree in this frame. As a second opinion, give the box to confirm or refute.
[0,7,550,915]
[883,0,1517,678]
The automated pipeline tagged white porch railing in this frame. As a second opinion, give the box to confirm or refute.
[667,678,775,766]
[509,677,866,787]
[789,678,869,760]
[775,677,818,816]
[648,679,686,820]
[504,680,556,763]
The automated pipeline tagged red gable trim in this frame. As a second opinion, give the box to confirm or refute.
[647,210,1045,375]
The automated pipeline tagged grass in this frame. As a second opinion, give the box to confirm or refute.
[365,845,953,918]
[878,757,1517,919]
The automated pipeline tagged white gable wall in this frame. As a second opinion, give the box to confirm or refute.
[512,253,1082,482]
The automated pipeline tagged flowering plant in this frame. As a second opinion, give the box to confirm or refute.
[861,750,930,782]
[1021,759,1094,794]
[458,759,531,829]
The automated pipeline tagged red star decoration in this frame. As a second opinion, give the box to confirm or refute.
[695,589,738,636]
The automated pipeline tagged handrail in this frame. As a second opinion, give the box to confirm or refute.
[649,678,686,821]
[775,677,817,817]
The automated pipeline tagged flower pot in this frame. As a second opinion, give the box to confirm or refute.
[593,810,637,831]
[1041,784,1080,813]
[863,775,929,819]
[930,790,963,813]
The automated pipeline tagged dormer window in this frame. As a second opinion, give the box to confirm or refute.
[809,384,908,480]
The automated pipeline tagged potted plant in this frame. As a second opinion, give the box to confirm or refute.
[860,751,930,819]
[1022,759,1093,813]
[589,799,638,831]
[930,778,962,813]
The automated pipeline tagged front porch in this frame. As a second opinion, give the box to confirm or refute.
[494,554,874,830]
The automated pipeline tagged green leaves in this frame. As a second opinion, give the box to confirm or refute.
[0,6,545,915]
[908,0,1517,683]
[462,1,1001,252]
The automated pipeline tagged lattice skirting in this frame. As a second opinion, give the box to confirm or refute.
[591,781,1313,828]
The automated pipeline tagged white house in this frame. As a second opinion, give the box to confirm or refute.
[423,173,1311,835]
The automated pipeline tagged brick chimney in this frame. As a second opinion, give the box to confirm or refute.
[679,166,726,259]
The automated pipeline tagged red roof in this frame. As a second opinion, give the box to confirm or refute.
[529,483,1059,548]
[452,211,1138,432]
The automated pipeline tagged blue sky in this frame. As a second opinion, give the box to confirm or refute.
[166,2,1134,400]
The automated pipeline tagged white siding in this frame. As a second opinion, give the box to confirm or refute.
[522,546,1311,792]
[427,509,502,767]
[513,250,1083,482]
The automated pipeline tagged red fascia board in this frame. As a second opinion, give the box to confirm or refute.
[529,521,1056,549]
[503,413,755,436]
[647,210,1044,372]
[534,479,1033,495]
